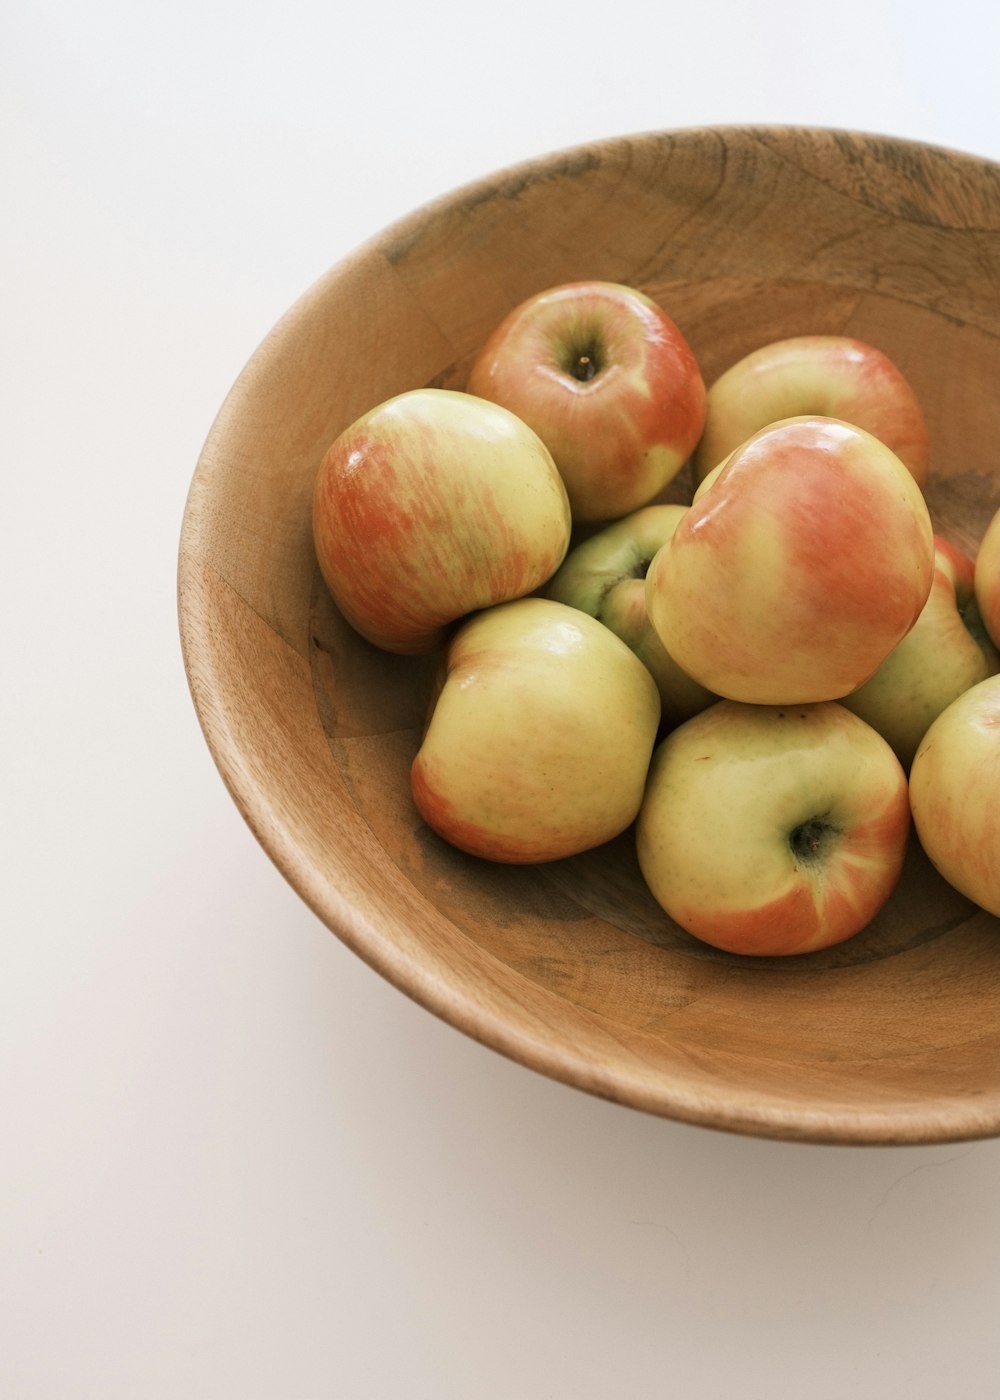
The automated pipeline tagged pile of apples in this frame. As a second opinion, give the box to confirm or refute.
[311,280,1000,956]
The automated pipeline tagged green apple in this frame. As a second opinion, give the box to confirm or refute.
[545,504,716,726]
[410,597,661,862]
[841,536,1000,768]
[908,673,1000,917]
[637,700,911,956]
[312,387,571,654]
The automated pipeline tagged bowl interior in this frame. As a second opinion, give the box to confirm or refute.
[179,127,1000,1143]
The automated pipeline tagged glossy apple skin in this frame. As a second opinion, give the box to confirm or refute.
[693,335,930,486]
[974,505,1000,650]
[545,504,716,727]
[466,281,706,523]
[410,597,661,863]
[312,388,572,654]
[841,536,1000,768]
[645,416,935,705]
[909,674,1000,917]
[636,700,911,956]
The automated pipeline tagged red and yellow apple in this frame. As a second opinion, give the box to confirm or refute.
[466,281,706,523]
[841,536,1000,768]
[636,700,911,956]
[545,504,716,726]
[974,504,1000,650]
[692,334,930,486]
[645,416,936,705]
[909,673,1000,917]
[410,597,661,863]
[312,387,571,654]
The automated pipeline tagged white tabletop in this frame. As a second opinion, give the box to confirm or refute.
[4,3,999,1397]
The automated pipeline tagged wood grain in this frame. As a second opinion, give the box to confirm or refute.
[178,127,1000,1144]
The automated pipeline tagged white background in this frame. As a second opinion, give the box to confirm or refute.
[3,3,1000,1397]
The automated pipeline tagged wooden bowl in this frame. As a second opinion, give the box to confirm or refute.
[178,127,1000,1144]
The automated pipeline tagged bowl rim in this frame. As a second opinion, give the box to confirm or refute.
[178,124,1000,1147]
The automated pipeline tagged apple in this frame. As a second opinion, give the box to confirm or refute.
[644,416,936,705]
[840,536,1000,768]
[908,673,1000,917]
[636,700,911,956]
[974,503,1000,649]
[465,281,706,523]
[312,387,571,654]
[545,504,716,726]
[410,597,661,863]
[692,334,930,487]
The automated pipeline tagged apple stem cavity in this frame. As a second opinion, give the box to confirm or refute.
[788,817,837,864]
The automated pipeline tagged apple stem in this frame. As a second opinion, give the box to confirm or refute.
[573,353,598,381]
